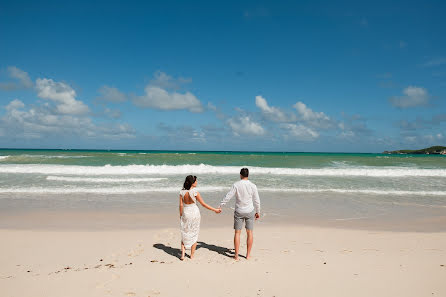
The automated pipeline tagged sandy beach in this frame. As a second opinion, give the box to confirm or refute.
[1,210,445,297]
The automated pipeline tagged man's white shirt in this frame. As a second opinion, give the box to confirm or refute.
[220,179,261,214]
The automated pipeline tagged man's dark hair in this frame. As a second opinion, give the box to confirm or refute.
[240,168,249,177]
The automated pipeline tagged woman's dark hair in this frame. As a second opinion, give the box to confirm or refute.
[183,175,197,190]
[240,168,249,177]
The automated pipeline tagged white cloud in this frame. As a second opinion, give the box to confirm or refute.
[8,66,33,88]
[134,86,203,112]
[35,78,90,115]
[389,86,429,108]
[97,86,127,102]
[0,66,33,90]
[1,99,134,140]
[150,71,192,89]
[281,123,319,141]
[228,116,265,136]
[207,102,217,111]
[6,99,25,111]
[422,57,446,67]
[133,72,203,112]
[255,95,292,122]
[293,101,332,128]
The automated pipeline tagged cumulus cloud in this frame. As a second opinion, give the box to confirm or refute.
[422,57,446,67]
[158,123,206,143]
[228,115,265,136]
[0,66,33,90]
[1,99,134,140]
[133,72,203,112]
[6,99,25,111]
[36,78,90,115]
[337,113,373,140]
[150,71,192,90]
[281,123,319,141]
[293,101,333,128]
[255,95,293,122]
[389,86,429,108]
[97,86,127,102]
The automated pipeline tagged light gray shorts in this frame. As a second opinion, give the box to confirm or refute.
[234,210,255,230]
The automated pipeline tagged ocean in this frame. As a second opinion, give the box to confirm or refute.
[1,148,446,230]
[1,149,446,196]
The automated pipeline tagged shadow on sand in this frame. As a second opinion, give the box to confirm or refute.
[153,241,244,259]
[153,243,183,259]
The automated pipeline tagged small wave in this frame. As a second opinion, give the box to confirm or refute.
[1,164,446,177]
[0,186,445,196]
[46,176,168,183]
[260,188,446,196]
[0,186,226,194]
[5,154,90,159]
[0,156,9,160]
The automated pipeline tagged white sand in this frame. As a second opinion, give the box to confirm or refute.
[1,223,445,297]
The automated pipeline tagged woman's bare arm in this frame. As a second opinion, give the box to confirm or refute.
[179,194,183,217]
[196,192,221,213]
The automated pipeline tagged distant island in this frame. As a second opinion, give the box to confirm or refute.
[383,146,446,155]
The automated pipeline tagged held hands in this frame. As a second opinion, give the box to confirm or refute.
[255,213,260,220]
[214,207,222,214]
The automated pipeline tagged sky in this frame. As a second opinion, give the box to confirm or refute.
[0,0,445,152]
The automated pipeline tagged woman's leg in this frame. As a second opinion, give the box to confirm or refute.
[190,242,197,259]
[180,241,185,260]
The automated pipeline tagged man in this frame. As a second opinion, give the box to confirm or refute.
[219,168,260,260]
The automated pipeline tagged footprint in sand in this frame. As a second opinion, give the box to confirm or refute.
[125,292,136,296]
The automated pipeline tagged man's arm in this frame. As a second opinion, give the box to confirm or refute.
[253,184,261,215]
[220,184,236,208]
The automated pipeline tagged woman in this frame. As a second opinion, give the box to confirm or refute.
[179,175,220,260]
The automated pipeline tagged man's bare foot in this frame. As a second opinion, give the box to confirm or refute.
[246,255,250,260]
[234,256,239,260]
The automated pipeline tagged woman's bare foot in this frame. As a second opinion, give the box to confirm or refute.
[180,242,185,261]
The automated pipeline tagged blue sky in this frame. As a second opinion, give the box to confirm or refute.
[0,0,445,152]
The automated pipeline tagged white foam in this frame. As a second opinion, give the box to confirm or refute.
[0,186,225,194]
[0,186,445,196]
[0,163,446,177]
[259,188,446,196]
[6,154,90,159]
[46,176,167,183]
[0,156,9,160]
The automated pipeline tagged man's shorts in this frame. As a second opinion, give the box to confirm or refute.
[234,210,255,230]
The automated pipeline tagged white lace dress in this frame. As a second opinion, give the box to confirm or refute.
[180,188,201,249]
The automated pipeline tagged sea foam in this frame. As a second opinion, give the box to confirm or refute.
[1,163,446,177]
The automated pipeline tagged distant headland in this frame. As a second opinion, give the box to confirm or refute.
[383,146,446,155]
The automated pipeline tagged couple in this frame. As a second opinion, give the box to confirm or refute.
[178,168,261,261]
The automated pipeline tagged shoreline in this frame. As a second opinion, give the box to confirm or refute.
[1,207,446,233]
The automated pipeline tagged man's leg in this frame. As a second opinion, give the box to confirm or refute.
[246,229,253,260]
[234,230,241,260]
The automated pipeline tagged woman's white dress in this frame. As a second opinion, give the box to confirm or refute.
[180,188,201,249]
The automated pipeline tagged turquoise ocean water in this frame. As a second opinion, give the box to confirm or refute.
[1,149,446,196]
